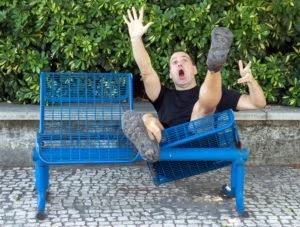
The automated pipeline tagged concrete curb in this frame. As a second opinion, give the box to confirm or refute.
[0,102,299,121]
[0,103,299,167]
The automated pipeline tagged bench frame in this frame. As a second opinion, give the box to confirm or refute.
[33,72,248,219]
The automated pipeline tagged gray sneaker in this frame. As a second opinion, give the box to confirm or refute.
[122,110,160,163]
[207,27,233,72]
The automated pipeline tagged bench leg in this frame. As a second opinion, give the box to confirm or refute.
[230,162,237,195]
[235,157,249,217]
[220,151,249,217]
[221,162,236,198]
[235,161,244,212]
[34,161,49,220]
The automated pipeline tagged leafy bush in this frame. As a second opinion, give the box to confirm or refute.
[0,0,299,106]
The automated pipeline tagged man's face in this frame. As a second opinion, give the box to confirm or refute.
[169,52,197,90]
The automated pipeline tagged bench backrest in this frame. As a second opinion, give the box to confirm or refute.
[38,72,136,164]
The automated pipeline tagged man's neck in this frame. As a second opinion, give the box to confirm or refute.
[174,82,197,91]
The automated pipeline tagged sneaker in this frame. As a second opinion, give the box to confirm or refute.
[207,27,233,72]
[122,110,160,163]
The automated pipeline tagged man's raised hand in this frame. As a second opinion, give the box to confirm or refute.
[237,60,255,84]
[123,7,153,39]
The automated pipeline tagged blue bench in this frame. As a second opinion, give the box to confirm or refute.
[33,72,248,219]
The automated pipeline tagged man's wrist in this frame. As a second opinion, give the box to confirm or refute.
[247,78,256,85]
[130,36,142,43]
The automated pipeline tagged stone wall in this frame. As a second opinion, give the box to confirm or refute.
[0,120,38,167]
[237,120,300,165]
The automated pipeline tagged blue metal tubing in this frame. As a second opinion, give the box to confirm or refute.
[46,97,130,103]
[40,133,128,140]
[36,150,141,165]
[235,157,246,215]
[229,162,237,197]
[223,148,247,200]
[128,73,134,110]
[39,72,46,134]
[35,161,49,214]
[159,148,248,161]
[41,72,133,104]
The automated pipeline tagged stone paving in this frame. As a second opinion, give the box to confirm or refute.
[0,164,299,227]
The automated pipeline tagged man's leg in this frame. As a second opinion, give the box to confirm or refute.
[122,111,162,163]
[191,71,222,120]
[191,27,233,120]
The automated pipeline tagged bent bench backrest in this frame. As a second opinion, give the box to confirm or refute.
[152,109,242,185]
[160,109,240,149]
[38,72,136,163]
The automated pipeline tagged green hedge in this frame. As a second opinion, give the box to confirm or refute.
[0,0,299,106]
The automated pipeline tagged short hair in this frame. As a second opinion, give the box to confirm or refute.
[169,50,196,66]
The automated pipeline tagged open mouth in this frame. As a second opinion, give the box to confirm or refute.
[179,69,185,79]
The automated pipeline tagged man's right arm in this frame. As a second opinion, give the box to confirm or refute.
[124,7,161,102]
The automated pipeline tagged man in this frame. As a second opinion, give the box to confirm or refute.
[122,7,266,162]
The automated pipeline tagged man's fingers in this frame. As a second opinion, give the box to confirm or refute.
[127,9,133,21]
[245,61,252,70]
[237,77,249,84]
[146,125,162,143]
[123,15,129,25]
[147,130,155,140]
[148,120,162,138]
[237,73,253,84]
[139,7,144,21]
[156,119,164,130]
[152,128,162,143]
[237,78,245,84]
[132,7,138,20]
[144,22,153,31]
[238,60,243,71]
[239,60,252,78]
[143,115,163,143]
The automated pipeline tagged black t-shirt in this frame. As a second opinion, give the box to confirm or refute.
[150,85,241,128]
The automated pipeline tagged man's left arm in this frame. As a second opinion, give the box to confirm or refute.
[236,60,267,110]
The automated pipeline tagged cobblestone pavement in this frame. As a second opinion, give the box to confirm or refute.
[0,164,299,227]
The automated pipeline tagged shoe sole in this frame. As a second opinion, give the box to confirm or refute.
[207,27,233,72]
[122,110,160,163]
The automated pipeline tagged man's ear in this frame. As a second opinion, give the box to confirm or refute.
[169,74,175,83]
[193,65,198,75]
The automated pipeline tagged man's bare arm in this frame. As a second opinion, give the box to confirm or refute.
[124,7,161,101]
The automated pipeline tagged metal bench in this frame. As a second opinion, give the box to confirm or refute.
[33,72,248,219]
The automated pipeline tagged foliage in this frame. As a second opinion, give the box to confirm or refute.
[0,0,299,106]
